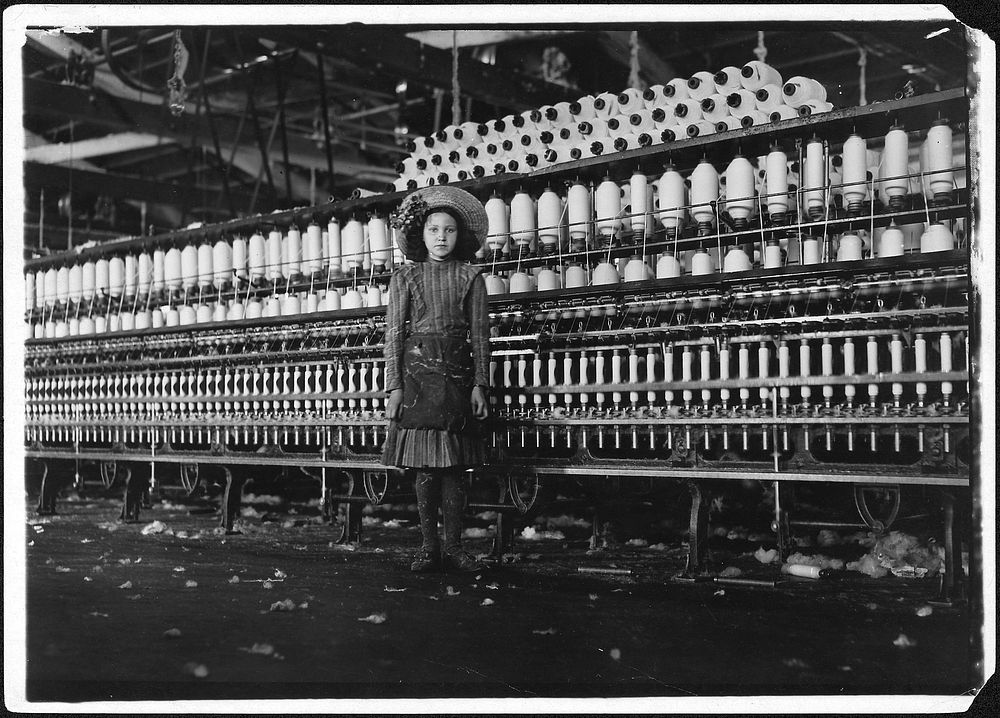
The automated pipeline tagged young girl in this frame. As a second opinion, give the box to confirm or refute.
[382,186,491,573]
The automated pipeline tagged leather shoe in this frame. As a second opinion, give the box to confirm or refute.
[443,550,486,573]
[410,550,441,573]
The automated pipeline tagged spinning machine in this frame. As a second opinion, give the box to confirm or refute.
[23,87,974,595]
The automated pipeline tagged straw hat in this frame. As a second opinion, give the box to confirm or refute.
[390,185,488,261]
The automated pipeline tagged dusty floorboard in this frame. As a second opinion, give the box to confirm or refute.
[17,491,976,704]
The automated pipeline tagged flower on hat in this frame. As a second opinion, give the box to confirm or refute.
[389,194,430,238]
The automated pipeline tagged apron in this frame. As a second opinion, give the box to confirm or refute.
[397,333,474,433]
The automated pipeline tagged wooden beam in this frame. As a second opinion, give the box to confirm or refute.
[23,161,270,211]
[24,78,398,186]
[259,27,579,111]
[25,132,174,164]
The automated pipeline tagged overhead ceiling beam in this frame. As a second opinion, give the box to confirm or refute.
[23,161,271,210]
[406,30,579,50]
[25,132,174,164]
[24,78,397,186]
[258,27,579,111]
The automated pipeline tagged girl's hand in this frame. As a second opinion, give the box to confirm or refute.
[471,386,489,420]
[386,389,404,420]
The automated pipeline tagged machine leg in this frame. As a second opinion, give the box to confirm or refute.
[492,510,516,559]
[219,466,247,534]
[934,490,967,605]
[35,461,58,516]
[119,465,145,523]
[336,471,364,544]
[772,481,792,560]
[681,480,711,577]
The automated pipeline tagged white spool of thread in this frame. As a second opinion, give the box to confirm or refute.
[368,216,391,267]
[266,229,283,281]
[925,119,954,204]
[878,222,906,257]
[763,240,783,268]
[342,219,365,271]
[686,71,717,101]
[67,264,83,304]
[26,271,36,311]
[120,312,135,331]
[570,95,598,121]
[283,226,302,279]
[595,177,622,242]
[536,268,560,291]
[108,257,125,297]
[510,191,537,251]
[537,187,563,254]
[616,87,645,114]
[483,274,507,296]
[93,258,110,298]
[781,76,827,107]
[79,316,96,335]
[564,263,588,288]
[672,99,703,124]
[164,249,182,292]
[740,60,782,91]
[196,243,214,288]
[228,301,246,320]
[739,110,771,128]
[920,222,955,253]
[231,236,248,283]
[364,286,382,307]
[714,66,743,94]
[137,252,152,296]
[55,320,69,338]
[327,219,343,275]
[725,155,755,229]
[657,165,686,236]
[509,271,534,294]
[842,133,869,214]
[700,94,731,124]
[593,91,619,119]
[629,171,649,240]
[342,288,364,309]
[799,138,825,222]
[642,84,667,110]
[280,294,301,316]
[244,300,262,319]
[163,307,179,327]
[179,305,197,325]
[690,160,719,232]
[766,146,790,222]
[193,303,211,323]
[796,100,834,116]
[318,288,339,312]
[754,84,785,113]
[655,253,681,278]
[690,248,716,276]
[302,223,322,275]
[769,105,799,122]
[566,182,592,249]
[54,266,69,305]
[836,232,863,261]
[663,78,690,101]
[35,269,46,307]
[134,310,151,329]
[624,256,651,282]
[726,89,757,116]
[180,245,198,290]
[723,247,752,273]
[881,125,910,211]
[248,232,266,282]
[485,194,510,255]
[593,261,620,285]
[213,239,232,289]
[123,254,138,297]
[685,121,716,138]
[801,237,822,264]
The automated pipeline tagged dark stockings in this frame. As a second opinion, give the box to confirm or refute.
[414,470,466,554]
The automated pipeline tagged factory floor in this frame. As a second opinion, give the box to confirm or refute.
[17,485,981,707]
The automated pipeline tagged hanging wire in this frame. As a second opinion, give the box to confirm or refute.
[857,46,868,106]
[451,30,461,126]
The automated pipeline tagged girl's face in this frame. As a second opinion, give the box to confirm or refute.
[422,211,458,262]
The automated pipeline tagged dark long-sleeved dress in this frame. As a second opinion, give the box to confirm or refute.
[380,260,490,468]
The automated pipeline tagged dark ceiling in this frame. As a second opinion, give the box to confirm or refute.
[21,22,967,254]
